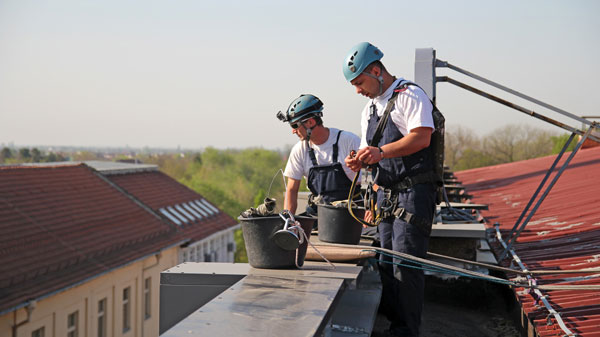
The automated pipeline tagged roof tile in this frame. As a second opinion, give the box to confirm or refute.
[456,146,600,336]
[0,162,236,314]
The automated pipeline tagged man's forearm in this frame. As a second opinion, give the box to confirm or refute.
[284,192,298,214]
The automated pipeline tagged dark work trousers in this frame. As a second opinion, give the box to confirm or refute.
[378,183,436,337]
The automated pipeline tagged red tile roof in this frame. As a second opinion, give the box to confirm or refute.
[0,162,237,315]
[107,171,236,241]
[456,146,600,337]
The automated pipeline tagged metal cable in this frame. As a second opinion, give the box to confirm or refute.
[312,242,600,291]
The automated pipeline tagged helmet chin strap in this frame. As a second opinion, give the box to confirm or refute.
[363,72,384,96]
[302,120,314,142]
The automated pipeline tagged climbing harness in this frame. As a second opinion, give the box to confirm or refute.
[346,80,444,228]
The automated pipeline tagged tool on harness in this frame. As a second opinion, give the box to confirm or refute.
[273,210,305,251]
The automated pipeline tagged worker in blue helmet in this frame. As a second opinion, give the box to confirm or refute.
[343,42,439,337]
[277,94,360,216]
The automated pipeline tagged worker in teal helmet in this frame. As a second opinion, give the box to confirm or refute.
[277,94,360,216]
[343,42,440,337]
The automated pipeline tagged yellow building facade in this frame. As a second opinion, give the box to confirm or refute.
[1,248,179,337]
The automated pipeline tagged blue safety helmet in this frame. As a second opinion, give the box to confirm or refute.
[342,42,383,82]
[276,94,324,124]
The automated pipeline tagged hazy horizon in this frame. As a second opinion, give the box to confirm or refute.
[1,1,598,150]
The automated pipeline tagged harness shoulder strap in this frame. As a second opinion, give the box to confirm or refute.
[306,140,318,166]
[368,80,410,147]
[332,130,343,163]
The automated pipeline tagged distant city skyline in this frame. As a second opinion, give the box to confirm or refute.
[1,1,598,150]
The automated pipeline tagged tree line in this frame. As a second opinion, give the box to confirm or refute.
[0,147,68,163]
[444,124,576,171]
[2,125,578,261]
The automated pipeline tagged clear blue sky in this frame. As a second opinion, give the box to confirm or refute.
[1,0,598,150]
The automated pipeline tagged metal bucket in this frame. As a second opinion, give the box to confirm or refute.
[238,214,316,269]
[317,204,365,245]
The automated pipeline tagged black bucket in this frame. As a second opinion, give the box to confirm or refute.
[317,204,365,244]
[238,214,316,269]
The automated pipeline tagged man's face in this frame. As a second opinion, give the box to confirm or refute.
[291,119,312,140]
[350,68,380,99]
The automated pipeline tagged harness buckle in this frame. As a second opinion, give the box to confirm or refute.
[395,207,406,219]
[379,189,398,218]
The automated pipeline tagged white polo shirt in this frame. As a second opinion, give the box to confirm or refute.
[359,78,434,148]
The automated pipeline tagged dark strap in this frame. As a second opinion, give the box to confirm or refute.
[332,130,342,162]
[390,171,438,191]
[393,207,432,236]
[368,80,409,147]
[307,140,318,166]
[370,80,441,189]
[307,130,343,166]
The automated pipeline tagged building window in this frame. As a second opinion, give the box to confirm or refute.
[32,327,45,337]
[144,277,151,320]
[123,287,131,333]
[98,298,107,337]
[67,311,78,337]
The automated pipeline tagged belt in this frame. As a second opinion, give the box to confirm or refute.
[389,171,439,191]
[393,207,432,237]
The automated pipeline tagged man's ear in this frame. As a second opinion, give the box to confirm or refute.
[371,65,381,77]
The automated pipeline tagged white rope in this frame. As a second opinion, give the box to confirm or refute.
[294,224,335,270]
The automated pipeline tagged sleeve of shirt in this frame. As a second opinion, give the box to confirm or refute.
[359,102,371,148]
[283,142,305,181]
[398,86,434,132]
[339,131,362,181]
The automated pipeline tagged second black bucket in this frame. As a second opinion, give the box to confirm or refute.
[317,204,365,244]
[238,214,316,269]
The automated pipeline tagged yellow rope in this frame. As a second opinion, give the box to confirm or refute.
[346,170,380,227]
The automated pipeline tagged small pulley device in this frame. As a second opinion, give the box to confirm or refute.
[272,210,304,251]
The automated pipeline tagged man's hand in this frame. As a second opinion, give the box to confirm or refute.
[345,150,363,172]
[356,146,383,165]
[363,210,374,228]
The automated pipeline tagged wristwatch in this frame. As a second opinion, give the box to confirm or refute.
[378,146,384,159]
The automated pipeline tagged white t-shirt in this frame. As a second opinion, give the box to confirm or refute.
[284,128,360,182]
[359,78,434,148]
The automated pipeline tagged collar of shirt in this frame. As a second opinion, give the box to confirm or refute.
[372,77,405,108]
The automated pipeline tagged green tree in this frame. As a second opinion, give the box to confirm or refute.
[253,189,266,208]
[46,152,58,162]
[551,133,577,154]
[31,148,42,162]
[71,151,101,161]
[445,124,562,171]
[18,148,31,162]
[444,126,481,169]
[0,147,12,163]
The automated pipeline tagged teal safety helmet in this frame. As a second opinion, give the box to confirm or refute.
[276,94,324,124]
[342,42,383,82]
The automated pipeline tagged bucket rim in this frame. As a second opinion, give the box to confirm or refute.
[237,213,317,222]
[317,203,366,211]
